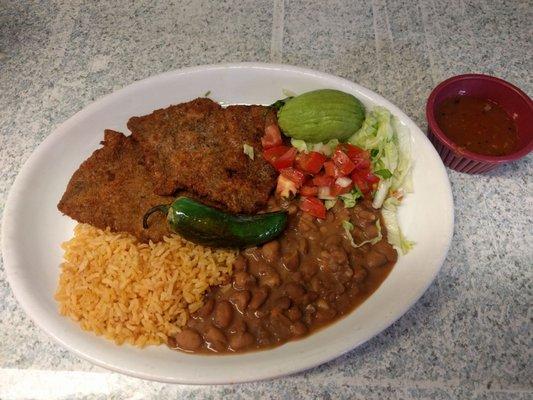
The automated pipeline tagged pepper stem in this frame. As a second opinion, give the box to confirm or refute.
[142,205,170,229]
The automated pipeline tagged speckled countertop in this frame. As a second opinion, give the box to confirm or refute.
[0,1,531,399]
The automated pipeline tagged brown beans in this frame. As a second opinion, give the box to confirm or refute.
[233,271,255,290]
[300,260,319,279]
[290,321,308,336]
[272,296,291,311]
[229,290,251,314]
[358,210,377,222]
[259,268,281,288]
[284,282,306,302]
[373,240,398,262]
[286,306,302,322]
[228,318,247,334]
[213,301,233,328]
[301,290,319,305]
[233,256,248,272]
[249,286,269,311]
[196,298,215,319]
[282,249,299,271]
[262,240,280,263]
[365,251,388,268]
[229,331,255,351]
[352,266,368,283]
[176,197,397,355]
[174,329,202,351]
[315,307,337,323]
[364,224,379,240]
[330,246,348,264]
[205,326,227,351]
[318,252,340,273]
[297,237,308,254]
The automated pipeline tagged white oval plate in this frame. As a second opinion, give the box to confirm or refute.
[2,63,453,384]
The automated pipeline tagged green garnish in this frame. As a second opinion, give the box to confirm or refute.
[324,199,337,210]
[243,144,254,160]
[339,188,363,208]
[374,169,393,179]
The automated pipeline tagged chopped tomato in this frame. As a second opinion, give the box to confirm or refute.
[280,167,305,188]
[263,145,290,163]
[324,161,344,178]
[332,149,356,175]
[353,158,371,170]
[365,172,380,184]
[300,185,319,196]
[295,151,327,174]
[344,144,367,159]
[276,175,297,198]
[263,146,296,170]
[351,172,371,194]
[330,182,353,197]
[261,124,283,149]
[273,147,297,170]
[299,196,326,219]
[344,144,371,170]
[312,174,335,187]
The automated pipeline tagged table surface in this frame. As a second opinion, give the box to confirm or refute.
[1,1,531,399]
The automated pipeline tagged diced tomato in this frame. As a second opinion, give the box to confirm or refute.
[263,146,296,170]
[344,143,366,159]
[312,174,335,187]
[273,147,297,170]
[263,145,290,163]
[299,196,326,219]
[276,175,298,198]
[353,158,371,170]
[280,167,305,188]
[330,183,353,197]
[324,160,344,178]
[300,185,319,196]
[365,172,380,184]
[261,124,283,149]
[332,149,356,175]
[295,151,327,174]
[343,144,371,170]
[351,172,371,194]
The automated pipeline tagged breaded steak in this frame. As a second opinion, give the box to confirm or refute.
[57,130,173,243]
[127,98,278,214]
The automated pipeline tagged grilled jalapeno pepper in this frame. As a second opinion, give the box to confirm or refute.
[143,197,287,248]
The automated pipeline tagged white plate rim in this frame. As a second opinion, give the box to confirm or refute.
[1,62,454,384]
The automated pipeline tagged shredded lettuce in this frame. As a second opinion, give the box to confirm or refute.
[243,144,254,160]
[382,197,414,254]
[312,139,339,156]
[343,219,382,248]
[374,169,392,179]
[342,220,356,247]
[324,199,337,210]
[348,106,413,253]
[290,138,340,157]
[339,188,362,208]
[291,139,308,153]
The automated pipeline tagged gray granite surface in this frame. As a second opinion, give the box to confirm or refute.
[0,0,531,399]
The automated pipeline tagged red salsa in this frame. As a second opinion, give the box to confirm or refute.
[436,96,518,156]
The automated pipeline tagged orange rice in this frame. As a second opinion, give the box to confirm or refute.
[55,224,237,347]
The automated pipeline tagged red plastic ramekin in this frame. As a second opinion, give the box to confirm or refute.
[426,74,533,173]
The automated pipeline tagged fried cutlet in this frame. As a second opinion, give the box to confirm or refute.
[127,98,278,214]
[57,130,173,243]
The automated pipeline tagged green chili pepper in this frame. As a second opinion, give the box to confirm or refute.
[143,197,287,248]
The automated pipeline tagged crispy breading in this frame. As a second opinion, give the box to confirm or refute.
[128,98,278,214]
[57,130,173,243]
